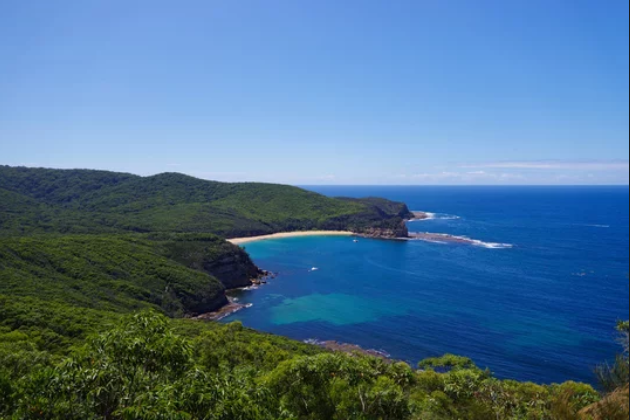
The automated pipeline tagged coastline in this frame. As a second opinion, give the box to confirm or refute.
[409,211,430,221]
[227,211,429,246]
[228,231,355,245]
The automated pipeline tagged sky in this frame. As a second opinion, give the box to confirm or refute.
[0,0,628,185]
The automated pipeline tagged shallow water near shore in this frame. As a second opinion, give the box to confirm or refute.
[223,186,629,384]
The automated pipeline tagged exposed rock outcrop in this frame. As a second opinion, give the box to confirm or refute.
[162,236,265,291]
[353,220,409,239]
[186,292,230,316]
[204,252,264,289]
[305,339,392,361]
[409,211,430,221]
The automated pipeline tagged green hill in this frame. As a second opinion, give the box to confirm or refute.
[0,233,262,353]
[0,166,413,237]
[0,234,261,317]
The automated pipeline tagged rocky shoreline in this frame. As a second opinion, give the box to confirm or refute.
[354,211,430,240]
[194,300,251,321]
[305,339,392,361]
[408,232,475,244]
[409,211,431,221]
[195,269,275,320]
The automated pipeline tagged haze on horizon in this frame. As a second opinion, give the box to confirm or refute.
[1,0,628,186]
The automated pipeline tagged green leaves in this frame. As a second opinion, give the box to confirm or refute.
[418,354,478,372]
[0,311,623,420]
[0,369,14,414]
[4,312,283,420]
[596,320,630,394]
[264,353,414,420]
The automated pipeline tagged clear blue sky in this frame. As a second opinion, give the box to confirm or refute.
[1,0,628,185]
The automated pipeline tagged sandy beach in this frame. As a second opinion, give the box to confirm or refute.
[228,231,355,245]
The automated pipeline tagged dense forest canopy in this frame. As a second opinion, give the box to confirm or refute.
[0,166,412,238]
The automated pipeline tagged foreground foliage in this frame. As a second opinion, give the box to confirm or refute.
[2,312,627,420]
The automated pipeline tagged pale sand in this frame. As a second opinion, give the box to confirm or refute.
[228,231,355,245]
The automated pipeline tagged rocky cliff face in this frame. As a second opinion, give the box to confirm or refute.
[186,291,230,316]
[162,237,265,291]
[354,220,409,239]
[204,253,263,289]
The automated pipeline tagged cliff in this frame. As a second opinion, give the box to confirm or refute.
[203,252,264,289]
[156,233,264,290]
[321,197,413,239]
[353,220,410,239]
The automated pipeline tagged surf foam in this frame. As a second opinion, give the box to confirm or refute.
[410,232,513,249]
[409,212,461,222]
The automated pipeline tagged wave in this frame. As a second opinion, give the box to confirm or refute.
[409,232,513,249]
[196,302,254,322]
[466,239,514,249]
[578,224,611,228]
[409,212,461,222]
[215,303,254,321]
[235,284,260,291]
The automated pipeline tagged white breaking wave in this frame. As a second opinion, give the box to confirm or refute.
[468,239,514,249]
[410,233,513,249]
[450,235,514,249]
[580,224,611,228]
[409,212,461,222]
[215,303,254,321]
[422,239,449,245]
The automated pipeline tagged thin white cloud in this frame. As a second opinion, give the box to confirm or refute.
[461,160,629,171]
[166,163,182,167]
[412,171,462,180]
[408,171,525,183]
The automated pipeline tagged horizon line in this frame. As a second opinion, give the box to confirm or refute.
[298,184,630,187]
[2,165,628,187]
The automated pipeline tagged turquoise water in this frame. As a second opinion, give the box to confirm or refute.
[224,186,629,384]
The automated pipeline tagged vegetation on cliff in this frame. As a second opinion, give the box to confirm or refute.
[0,234,259,319]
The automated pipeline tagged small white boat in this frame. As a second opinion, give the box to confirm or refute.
[310,267,319,272]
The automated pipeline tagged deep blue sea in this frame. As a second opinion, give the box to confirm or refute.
[224,186,629,384]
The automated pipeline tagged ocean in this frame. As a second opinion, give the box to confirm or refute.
[223,186,629,384]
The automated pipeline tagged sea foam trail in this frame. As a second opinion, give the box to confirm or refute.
[409,212,461,222]
[409,232,514,249]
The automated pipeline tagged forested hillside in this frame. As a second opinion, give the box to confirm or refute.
[0,166,412,238]
[0,234,260,318]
